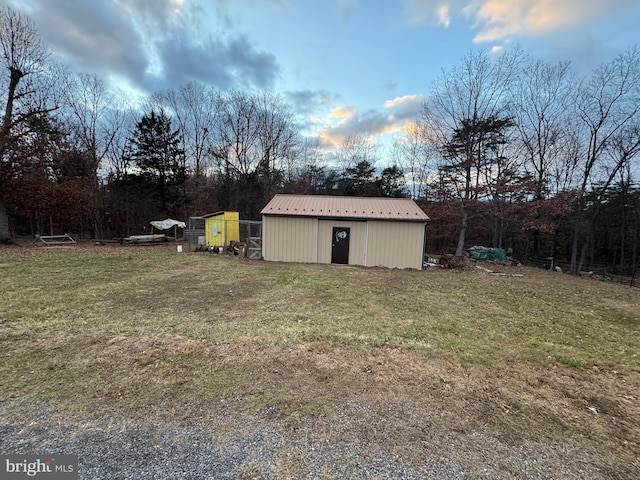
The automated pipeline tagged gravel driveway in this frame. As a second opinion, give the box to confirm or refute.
[2,396,630,480]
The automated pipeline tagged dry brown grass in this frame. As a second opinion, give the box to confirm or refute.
[0,242,638,477]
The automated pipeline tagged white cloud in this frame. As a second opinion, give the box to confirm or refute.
[403,0,453,26]
[385,95,425,119]
[331,105,358,121]
[403,0,638,43]
[437,4,450,27]
[317,95,425,150]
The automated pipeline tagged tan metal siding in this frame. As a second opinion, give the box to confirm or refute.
[263,215,426,269]
[366,221,425,269]
[317,220,366,265]
[263,216,318,263]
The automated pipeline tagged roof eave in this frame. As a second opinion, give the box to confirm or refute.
[262,213,429,222]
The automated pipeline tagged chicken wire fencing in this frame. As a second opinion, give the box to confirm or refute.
[185,217,262,259]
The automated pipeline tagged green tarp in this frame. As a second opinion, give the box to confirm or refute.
[469,246,506,261]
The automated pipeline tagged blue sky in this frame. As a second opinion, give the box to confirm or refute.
[3,0,640,163]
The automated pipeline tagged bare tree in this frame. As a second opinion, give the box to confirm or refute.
[254,90,299,196]
[63,73,115,160]
[333,132,380,171]
[213,90,259,177]
[610,151,639,270]
[0,6,49,130]
[510,58,576,200]
[419,48,522,255]
[102,104,138,237]
[60,71,130,238]
[154,82,220,180]
[0,6,49,241]
[289,135,323,185]
[391,125,435,199]
[509,58,577,257]
[209,90,299,217]
[569,46,640,273]
[149,82,224,215]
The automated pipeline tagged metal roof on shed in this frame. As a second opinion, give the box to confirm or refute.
[261,194,430,222]
[202,211,238,218]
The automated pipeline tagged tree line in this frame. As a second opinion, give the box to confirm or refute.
[413,47,640,275]
[0,6,638,275]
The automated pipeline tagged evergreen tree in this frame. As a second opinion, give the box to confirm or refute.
[129,110,186,216]
[379,165,408,198]
[341,160,377,196]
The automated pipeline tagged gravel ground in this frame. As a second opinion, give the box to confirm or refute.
[0,397,632,479]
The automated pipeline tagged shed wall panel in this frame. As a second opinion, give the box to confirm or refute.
[366,221,425,269]
[263,216,318,263]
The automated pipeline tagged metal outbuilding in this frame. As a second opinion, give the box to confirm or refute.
[260,194,430,270]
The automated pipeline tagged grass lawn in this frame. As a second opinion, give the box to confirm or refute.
[1,244,638,476]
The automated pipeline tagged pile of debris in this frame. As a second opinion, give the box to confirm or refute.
[424,246,521,271]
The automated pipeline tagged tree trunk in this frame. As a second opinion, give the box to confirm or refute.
[455,207,468,255]
[3,68,22,131]
[0,71,25,243]
[570,223,580,275]
[0,203,10,242]
[578,241,588,274]
[618,200,627,270]
[632,222,638,271]
[532,228,540,259]
[570,196,587,275]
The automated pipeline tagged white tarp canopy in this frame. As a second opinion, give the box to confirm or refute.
[150,219,186,230]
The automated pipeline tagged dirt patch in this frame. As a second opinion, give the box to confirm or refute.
[228,341,638,478]
[228,341,639,473]
[121,276,262,315]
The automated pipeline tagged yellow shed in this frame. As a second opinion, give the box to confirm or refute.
[203,211,240,248]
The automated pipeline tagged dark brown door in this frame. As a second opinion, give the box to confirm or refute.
[331,227,350,264]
